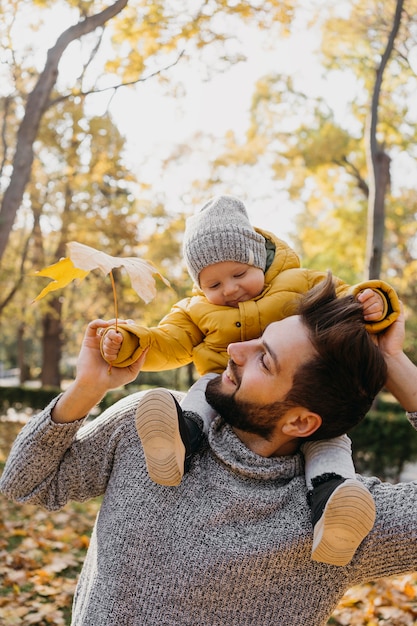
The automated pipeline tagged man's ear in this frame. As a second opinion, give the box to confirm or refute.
[281,408,322,438]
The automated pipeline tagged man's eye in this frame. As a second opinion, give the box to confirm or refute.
[260,353,269,370]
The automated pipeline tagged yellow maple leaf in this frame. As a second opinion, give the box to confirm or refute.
[32,257,89,302]
[67,241,170,304]
[32,242,170,305]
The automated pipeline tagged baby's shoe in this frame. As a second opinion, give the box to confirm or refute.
[310,476,376,566]
[135,389,203,486]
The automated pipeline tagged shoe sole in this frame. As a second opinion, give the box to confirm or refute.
[311,479,376,566]
[135,389,186,487]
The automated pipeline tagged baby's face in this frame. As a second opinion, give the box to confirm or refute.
[199,261,265,307]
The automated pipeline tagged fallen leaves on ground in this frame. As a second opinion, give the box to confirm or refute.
[0,417,101,625]
[329,574,417,625]
[0,494,101,625]
[1,417,417,625]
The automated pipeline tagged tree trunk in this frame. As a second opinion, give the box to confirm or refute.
[17,323,30,383]
[364,0,404,280]
[365,150,391,279]
[41,297,63,388]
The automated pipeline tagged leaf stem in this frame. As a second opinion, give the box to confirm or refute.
[109,270,119,331]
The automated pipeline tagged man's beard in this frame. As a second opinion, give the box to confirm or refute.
[206,372,292,440]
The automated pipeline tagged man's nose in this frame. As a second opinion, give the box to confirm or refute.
[227,342,246,365]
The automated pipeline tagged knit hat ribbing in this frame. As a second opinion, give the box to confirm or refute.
[183,195,266,285]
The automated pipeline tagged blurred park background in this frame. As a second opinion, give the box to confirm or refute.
[1,0,417,623]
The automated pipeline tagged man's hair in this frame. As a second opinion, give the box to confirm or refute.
[284,272,388,440]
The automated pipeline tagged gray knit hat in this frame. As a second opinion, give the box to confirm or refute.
[183,195,267,285]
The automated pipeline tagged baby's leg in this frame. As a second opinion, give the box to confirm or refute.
[302,435,376,566]
[303,434,356,488]
[135,374,218,487]
[180,373,218,434]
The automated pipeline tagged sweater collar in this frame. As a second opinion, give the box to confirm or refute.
[208,416,304,481]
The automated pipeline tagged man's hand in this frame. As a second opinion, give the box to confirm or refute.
[52,319,148,424]
[374,303,405,359]
[77,319,146,389]
[373,303,417,412]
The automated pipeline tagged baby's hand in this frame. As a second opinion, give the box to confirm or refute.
[102,328,124,362]
[356,289,384,321]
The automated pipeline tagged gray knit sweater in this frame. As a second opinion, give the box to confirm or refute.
[1,392,417,626]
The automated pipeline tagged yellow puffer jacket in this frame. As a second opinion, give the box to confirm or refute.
[101,228,400,375]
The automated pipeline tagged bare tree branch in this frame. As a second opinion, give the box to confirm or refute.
[48,49,185,108]
[0,233,31,314]
[0,0,129,265]
[334,156,370,198]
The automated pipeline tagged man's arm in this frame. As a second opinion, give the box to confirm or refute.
[376,305,417,412]
[52,319,147,424]
[0,319,148,508]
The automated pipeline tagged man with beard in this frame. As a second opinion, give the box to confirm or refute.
[1,275,417,626]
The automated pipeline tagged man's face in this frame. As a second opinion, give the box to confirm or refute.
[206,316,316,435]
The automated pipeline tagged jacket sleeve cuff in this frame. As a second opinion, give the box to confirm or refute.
[100,325,143,368]
[351,279,401,334]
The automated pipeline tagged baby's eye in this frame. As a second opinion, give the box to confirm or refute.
[234,271,246,278]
